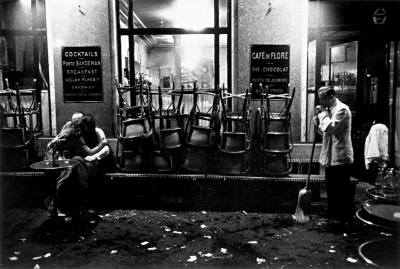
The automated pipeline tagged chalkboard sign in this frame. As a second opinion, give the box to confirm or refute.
[62,46,103,102]
[250,45,290,99]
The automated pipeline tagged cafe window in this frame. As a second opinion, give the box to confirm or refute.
[0,0,50,134]
[117,0,230,108]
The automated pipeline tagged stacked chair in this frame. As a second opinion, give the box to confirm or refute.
[0,79,42,171]
[149,86,184,172]
[259,86,295,176]
[115,78,153,172]
[217,88,252,175]
[181,85,220,173]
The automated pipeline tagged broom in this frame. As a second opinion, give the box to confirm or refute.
[294,127,317,223]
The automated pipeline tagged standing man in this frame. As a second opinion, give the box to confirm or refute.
[313,86,354,229]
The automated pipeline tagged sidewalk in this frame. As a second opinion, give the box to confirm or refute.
[0,182,396,269]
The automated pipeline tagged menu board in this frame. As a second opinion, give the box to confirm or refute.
[250,45,290,99]
[62,46,103,102]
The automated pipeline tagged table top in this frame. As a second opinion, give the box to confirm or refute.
[366,187,400,204]
[356,209,400,232]
[358,239,400,268]
[30,159,79,171]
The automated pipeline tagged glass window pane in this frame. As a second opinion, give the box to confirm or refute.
[219,34,227,89]
[307,40,316,142]
[133,0,214,29]
[122,34,215,113]
[119,0,128,29]
[0,0,32,30]
[2,36,35,88]
[36,0,46,29]
[219,0,227,27]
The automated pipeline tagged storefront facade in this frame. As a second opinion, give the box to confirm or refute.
[1,0,399,172]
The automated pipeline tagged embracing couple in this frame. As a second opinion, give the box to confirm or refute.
[45,112,114,216]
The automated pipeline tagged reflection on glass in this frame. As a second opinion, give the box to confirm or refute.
[119,0,128,28]
[0,0,32,30]
[219,0,228,27]
[132,0,215,29]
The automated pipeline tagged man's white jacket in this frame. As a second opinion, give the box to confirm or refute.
[314,98,354,167]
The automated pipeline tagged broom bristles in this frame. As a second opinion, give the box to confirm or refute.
[293,187,312,224]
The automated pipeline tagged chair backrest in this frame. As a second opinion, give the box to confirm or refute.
[186,125,212,147]
[0,127,25,147]
[221,132,247,152]
[264,86,296,120]
[159,128,182,149]
[123,118,150,139]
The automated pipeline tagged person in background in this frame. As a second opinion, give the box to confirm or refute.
[123,68,129,86]
[364,114,388,184]
[313,86,354,230]
[45,113,113,216]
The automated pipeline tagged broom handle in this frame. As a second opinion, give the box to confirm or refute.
[306,127,318,189]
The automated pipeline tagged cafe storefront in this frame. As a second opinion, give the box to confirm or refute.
[1,0,399,175]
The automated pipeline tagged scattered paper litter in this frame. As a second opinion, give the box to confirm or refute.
[343,233,347,237]
[32,256,42,260]
[44,253,51,258]
[247,241,257,244]
[201,211,207,214]
[242,210,247,215]
[148,247,156,251]
[187,256,197,262]
[34,264,40,269]
[181,246,186,249]
[19,239,26,242]
[110,250,118,254]
[347,257,357,263]
[329,250,336,253]
[204,253,213,257]
[162,226,171,232]
[14,251,20,255]
[140,241,149,245]
[9,256,18,261]
[283,228,293,234]
[257,258,266,264]
[200,224,207,229]
[330,246,335,248]
[90,220,95,224]
[79,236,85,241]
[105,214,110,217]
[173,231,182,234]
[98,215,104,218]
[380,232,392,237]
[204,236,211,239]
[221,248,227,254]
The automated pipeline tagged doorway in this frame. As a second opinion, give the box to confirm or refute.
[353,41,390,179]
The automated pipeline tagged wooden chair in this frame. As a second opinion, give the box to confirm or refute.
[150,86,184,172]
[181,86,220,173]
[217,88,252,175]
[115,78,153,172]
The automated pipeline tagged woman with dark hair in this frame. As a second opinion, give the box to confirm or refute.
[45,114,114,216]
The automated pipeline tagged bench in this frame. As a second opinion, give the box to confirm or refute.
[1,138,359,211]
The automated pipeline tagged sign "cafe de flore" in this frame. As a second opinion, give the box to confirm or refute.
[250,45,290,99]
[62,46,103,102]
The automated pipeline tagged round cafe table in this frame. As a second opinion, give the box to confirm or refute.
[30,159,79,220]
[365,187,400,205]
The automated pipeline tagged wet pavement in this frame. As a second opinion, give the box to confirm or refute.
[1,182,398,269]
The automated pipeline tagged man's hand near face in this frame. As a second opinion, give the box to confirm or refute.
[315,105,327,115]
